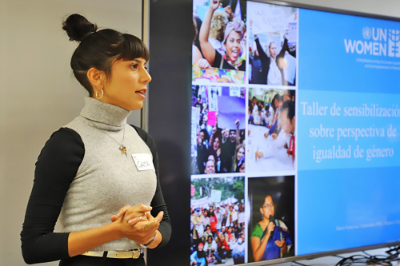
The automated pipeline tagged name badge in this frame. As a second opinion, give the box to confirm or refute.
[131,153,155,171]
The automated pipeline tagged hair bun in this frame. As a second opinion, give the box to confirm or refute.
[62,14,98,42]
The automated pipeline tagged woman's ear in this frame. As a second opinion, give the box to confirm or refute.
[87,68,106,93]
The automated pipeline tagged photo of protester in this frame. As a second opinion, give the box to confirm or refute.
[191,176,245,265]
[247,88,296,173]
[193,0,247,84]
[191,85,246,175]
[248,2,298,86]
[247,176,295,262]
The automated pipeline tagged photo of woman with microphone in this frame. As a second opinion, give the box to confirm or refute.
[247,176,295,262]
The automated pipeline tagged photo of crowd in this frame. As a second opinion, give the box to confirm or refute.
[248,2,298,86]
[247,175,295,262]
[191,176,245,265]
[191,85,246,175]
[247,88,296,173]
[193,0,247,84]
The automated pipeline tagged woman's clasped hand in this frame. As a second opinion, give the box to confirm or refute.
[110,204,164,246]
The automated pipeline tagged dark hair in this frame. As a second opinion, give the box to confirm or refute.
[271,94,283,112]
[62,14,149,96]
[285,90,296,101]
[281,100,295,120]
[248,103,253,113]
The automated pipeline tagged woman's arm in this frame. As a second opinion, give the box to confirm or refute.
[250,222,274,261]
[255,36,268,61]
[21,128,83,264]
[133,126,172,248]
[277,38,289,59]
[199,0,221,66]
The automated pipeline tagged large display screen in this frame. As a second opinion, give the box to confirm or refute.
[190,0,400,264]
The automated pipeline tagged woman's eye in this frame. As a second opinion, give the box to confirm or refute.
[131,64,139,70]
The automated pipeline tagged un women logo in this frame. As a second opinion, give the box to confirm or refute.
[362,27,371,39]
[388,29,400,43]
[388,29,400,57]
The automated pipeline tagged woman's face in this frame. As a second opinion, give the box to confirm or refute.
[224,31,242,62]
[98,58,151,110]
[260,195,275,218]
[239,162,245,172]
[213,137,220,150]
[199,131,205,140]
[269,42,277,58]
[237,147,245,161]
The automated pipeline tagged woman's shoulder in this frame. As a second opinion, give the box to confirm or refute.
[250,223,263,238]
[43,127,84,154]
[35,128,85,176]
[129,125,155,145]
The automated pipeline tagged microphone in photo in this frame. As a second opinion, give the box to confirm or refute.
[269,215,275,234]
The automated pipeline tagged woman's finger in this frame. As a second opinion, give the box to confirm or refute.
[125,205,152,220]
[155,211,164,223]
[128,214,148,225]
[115,205,131,219]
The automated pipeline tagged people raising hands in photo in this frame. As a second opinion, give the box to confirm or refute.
[199,0,246,71]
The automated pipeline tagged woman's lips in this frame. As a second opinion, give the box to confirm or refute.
[135,89,147,99]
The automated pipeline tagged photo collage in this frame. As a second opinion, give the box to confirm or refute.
[191,0,298,265]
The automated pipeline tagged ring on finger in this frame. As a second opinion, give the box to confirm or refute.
[143,221,149,231]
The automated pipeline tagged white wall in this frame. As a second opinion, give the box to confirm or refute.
[0,1,142,265]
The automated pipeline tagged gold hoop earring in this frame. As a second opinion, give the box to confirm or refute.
[95,89,104,99]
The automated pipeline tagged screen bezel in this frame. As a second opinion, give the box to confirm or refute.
[147,0,400,265]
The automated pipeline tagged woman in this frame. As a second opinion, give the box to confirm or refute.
[204,235,218,263]
[233,144,245,172]
[253,30,291,85]
[250,195,292,261]
[203,209,210,229]
[263,94,283,139]
[209,136,222,173]
[237,157,245,173]
[190,242,207,266]
[209,207,218,237]
[202,225,213,242]
[20,14,171,265]
[199,0,246,71]
[192,208,205,239]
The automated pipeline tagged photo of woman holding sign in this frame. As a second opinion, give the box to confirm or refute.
[248,2,298,86]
